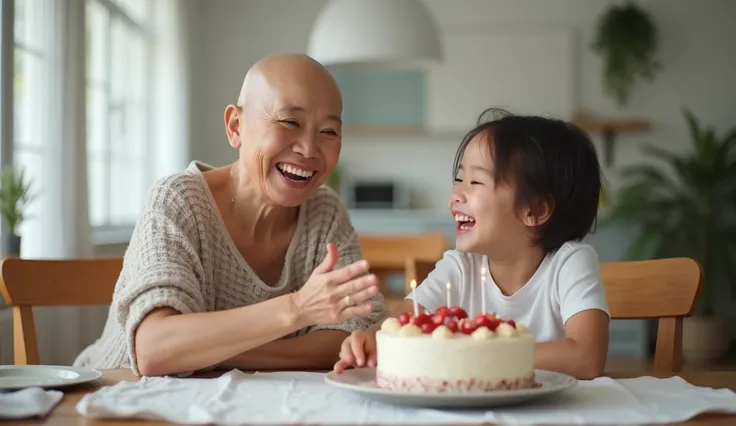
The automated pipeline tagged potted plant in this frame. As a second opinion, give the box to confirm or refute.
[326,164,343,195]
[592,1,661,107]
[0,166,34,257]
[604,107,736,364]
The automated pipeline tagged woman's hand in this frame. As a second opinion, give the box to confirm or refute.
[291,242,379,326]
[333,330,377,373]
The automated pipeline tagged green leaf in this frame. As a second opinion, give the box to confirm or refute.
[610,108,736,311]
[0,166,34,234]
[625,229,664,260]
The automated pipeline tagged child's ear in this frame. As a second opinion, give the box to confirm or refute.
[522,196,553,227]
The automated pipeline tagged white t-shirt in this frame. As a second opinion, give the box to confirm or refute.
[406,241,609,343]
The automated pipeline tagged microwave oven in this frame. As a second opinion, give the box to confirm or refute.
[344,180,410,209]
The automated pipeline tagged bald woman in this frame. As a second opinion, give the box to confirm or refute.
[74,54,388,376]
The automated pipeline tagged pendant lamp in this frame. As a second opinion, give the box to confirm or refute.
[307,0,443,70]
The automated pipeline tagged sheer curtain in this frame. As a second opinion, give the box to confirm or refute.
[13,0,92,365]
[7,0,190,365]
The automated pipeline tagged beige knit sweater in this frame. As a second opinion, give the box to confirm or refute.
[73,161,388,375]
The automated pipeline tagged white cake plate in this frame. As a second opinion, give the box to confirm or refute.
[0,365,102,391]
[324,368,577,408]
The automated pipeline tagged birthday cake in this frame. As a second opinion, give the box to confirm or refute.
[376,306,538,393]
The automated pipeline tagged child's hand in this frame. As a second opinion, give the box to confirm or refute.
[333,330,377,373]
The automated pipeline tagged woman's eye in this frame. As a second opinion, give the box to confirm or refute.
[281,120,299,127]
[471,181,483,185]
[322,129,338,136]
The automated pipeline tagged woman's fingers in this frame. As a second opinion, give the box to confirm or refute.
[334,274,378,302]
[340,303,373,320]
[343,282,379,308]
[313,242,339,275]
[323,259,371,286]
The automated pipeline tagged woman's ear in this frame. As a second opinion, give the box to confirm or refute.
[224,105,242,149]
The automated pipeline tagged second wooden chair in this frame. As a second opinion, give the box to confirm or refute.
[405,256,702,373]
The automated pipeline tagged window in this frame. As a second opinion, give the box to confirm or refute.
[86,0,151,229]
[13,0,48,240]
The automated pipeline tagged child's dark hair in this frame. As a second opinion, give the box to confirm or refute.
[452,108,602,253]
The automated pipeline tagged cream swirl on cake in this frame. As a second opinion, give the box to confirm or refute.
[376,306,539,393]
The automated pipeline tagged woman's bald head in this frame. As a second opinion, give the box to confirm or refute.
[224,54,344,207]
[237,53,342,113]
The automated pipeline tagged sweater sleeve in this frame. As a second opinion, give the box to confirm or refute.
[113,184,208,376]
[308,192,388,334]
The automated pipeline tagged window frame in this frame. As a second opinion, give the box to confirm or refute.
[86,0,153,240]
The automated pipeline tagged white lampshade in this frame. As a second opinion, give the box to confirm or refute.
[307,0,443,70]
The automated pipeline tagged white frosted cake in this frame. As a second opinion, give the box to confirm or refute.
[376,306,538,393]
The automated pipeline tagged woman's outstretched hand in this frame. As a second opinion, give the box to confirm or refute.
[291,242,378,326]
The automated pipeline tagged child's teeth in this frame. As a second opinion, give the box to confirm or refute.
[454,214,475,222]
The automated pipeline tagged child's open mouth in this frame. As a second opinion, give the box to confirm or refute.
[276,163,315,183]
[454,213,476,230]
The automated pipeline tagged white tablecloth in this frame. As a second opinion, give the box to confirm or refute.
[76,369,736,425]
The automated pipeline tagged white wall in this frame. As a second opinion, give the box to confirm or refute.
[185,0,736,209]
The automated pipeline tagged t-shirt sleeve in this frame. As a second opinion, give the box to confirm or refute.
[307,190,388,334]
[557,245,610,325]
[405,250,463,313]
[113,186,208,376]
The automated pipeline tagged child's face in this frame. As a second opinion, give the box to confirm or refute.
[449,135,531,256]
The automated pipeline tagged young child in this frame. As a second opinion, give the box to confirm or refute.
[333,108,610,380]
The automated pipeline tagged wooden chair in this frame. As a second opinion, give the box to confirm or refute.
[358,233,447,309]
[405,256,703,373]
[404,256,439,294]
[0,257,123,365]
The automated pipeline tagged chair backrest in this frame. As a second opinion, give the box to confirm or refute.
[358,233,447,270]
[404,256,439,294]
[0,257,123,365]
[405,256,702,373]
[600,257,701,372]
[358,233,447,310]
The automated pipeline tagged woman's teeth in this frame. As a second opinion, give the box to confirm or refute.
[277,164,314,180]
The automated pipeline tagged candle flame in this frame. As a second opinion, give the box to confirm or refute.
[410,279,417,290]
[446,282,451,290]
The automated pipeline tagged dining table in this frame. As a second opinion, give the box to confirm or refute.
[9,369,736,426]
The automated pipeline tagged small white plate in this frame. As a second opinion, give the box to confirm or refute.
[0,365,102,391]
[325,368,576,408]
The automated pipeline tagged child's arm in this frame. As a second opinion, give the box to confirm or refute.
[535,246,610,379]
[534,310,609,379]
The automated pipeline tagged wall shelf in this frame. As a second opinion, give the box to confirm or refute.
[573,110,652,167]
[341,125,465,141]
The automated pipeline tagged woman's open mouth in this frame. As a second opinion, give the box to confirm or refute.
[454,213,476,231]
[276,163,316,184]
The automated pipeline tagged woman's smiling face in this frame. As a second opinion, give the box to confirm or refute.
[225,55,343,207]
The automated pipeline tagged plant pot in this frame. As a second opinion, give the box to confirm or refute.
[0,233,21,257]
[682,316,730,365]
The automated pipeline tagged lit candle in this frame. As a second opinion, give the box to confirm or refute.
[410,279,419,316]
[480,267,487,314]
[445,282,452,308]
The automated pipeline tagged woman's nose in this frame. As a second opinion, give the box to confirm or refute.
[293,135,318,158]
